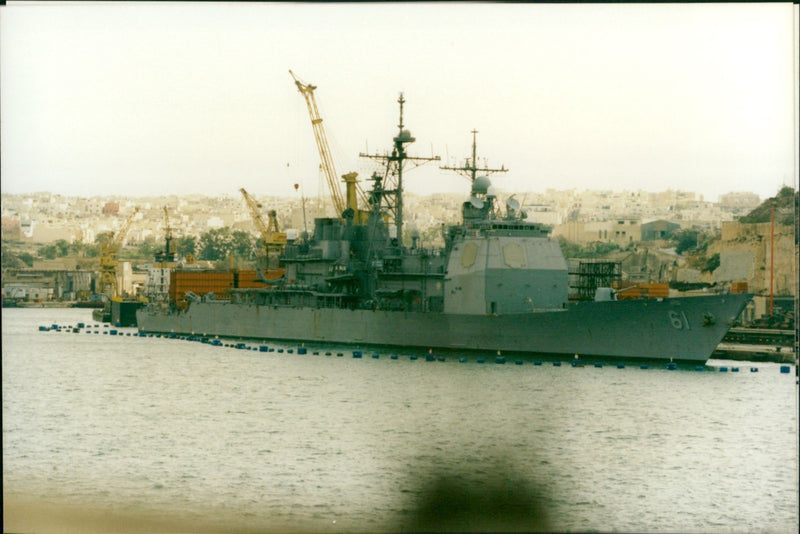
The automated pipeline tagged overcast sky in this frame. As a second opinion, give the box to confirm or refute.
[1,2,798,202]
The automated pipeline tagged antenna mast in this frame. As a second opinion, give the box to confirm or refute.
[441,129,508,183]
[360,93,440,245]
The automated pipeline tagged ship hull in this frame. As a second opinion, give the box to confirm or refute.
[137,294,750,363]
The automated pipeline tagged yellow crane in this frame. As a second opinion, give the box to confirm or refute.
[98,207,139,298]
[289,70,366,222]
[239,188,287,270]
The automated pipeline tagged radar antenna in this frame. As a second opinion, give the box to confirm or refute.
[441,129,508,183]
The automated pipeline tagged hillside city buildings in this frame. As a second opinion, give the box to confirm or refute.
[0,188,762,247]
[1,188,795,304]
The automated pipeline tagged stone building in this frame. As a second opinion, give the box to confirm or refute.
[714,221,795,296]
[641,220,681,241]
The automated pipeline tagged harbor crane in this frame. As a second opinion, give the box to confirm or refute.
[98,207,139,298]
[239,188,287,270]
[289,70,366,222]
[154,205,177,266]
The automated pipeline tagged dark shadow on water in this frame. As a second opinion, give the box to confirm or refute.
[401,456,551,533]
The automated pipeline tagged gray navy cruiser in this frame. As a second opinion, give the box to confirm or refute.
[137,95,750,363]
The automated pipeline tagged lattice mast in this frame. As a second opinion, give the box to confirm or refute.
[359,93,440,245]
[440,129,508,183]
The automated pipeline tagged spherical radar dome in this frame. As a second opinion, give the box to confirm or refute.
[472,176,492,195]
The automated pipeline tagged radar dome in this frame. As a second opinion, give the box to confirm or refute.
[472,176,492,195]
[394,129,415,143]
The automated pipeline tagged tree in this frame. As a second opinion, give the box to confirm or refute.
[231,230,255,260]
[68,241,99,258]
[37,244,57,260]
[175,235,196,257]
[1,246,32,268]
[81,244,100,258]
[135,239,160,260]
[198,227,234,261]
[557,237,620,259]
[701,253,720,273]
[671,228,699,255]
[54,239,70,257]
[19,251,35,267]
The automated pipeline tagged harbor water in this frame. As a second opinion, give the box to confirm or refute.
[3,308,798,533]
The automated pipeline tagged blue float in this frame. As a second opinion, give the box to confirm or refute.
[719,367,728,372]
[667,363,677,370]
[639,364,648,369]
[553,361,561,366]
[390,354,398,360]
[594,362,603,368]
[495,356,506,364]
[515,360,523,365]
[780,365,791,374]
[410,355,418,360]
[38,326,49,331]
[477,358,485,364]
[353,350,362,357]
[277,348,284,353]
[695,366,704,371]
[731,367,739,372]
[534,360,543,366]
[372,353,379,359]
[750,367,759,372]
[259,345,269,352]
[617,363,625,369]
[297,348,307,355]
[425,354,435,361]
[458,357,467,363]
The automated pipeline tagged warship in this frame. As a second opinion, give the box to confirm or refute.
[137,95,750,363]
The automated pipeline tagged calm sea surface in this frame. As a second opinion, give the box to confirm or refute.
[3,308,798,533]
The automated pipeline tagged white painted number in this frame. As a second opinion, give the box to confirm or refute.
[668,310,690,330]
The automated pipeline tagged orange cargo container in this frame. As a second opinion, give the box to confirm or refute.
[613,282,669,300]
[169,271,234,303]
[235,269,285,289]
[731,281,748,293]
